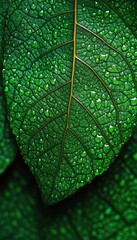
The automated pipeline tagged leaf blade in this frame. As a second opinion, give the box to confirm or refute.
[0,0,17,174]
[3,0,137,204]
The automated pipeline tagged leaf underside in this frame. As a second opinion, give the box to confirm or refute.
[3,0,137,204]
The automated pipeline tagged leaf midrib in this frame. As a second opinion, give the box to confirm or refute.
[46,0,77,202]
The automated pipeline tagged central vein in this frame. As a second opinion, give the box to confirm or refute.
[66,0,77,128]
[47,1,78,201]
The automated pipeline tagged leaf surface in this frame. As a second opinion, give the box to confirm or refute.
[44,125,137,239]
[3,0,137,204]
[0,0,17,174]
[0,126,137,239]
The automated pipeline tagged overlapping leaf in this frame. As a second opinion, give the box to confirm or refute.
[0,0,17,174]
[0,158,45,240]
[3,0,137,204]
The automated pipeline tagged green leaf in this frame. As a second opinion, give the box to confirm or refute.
[3,0,137,204]
[0,77,17,175]
[0,158,45,240]
[0,126,137,239]
[0,0,17,174]
[44,126,137,239]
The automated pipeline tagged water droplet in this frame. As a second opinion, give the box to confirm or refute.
[30,116,36,123]
[95,169,99,176]
[134,60,137,65]
[96,99,102,109]
[45,109,50,117]
[105,72,110,78]
[92,130,97,137]
[84,85,88,91]
[48,8,52,13]
[122,45,127,51]
[92,37,97,43]
[103,144,109,153]
[87,45,91,51]
[95,58,99,63]
[95,134,103,143]
[40,108,44,114]
[53,31,58,39]
[98,153,102,159]
[90,100,95,108]
[90,149,95,154]
[81,151,87,157]
[109,64,118,73]
[95,1,99,7]
[104,10,109,17]
[109,125,114,133]
[39,10,44,17]
[60,67,66,74]
[131,97,137,106]
[113,77,119,85]
[44,84,49,90]
[31,4,36,10]
[27,99,33,105]
[50,78,56,85]
[32,41,38,48]
[32,110,36,116]
[100,54,108,61]
[5,86,9,92]
[97,9,101,15]
[16,113,21,119]
[28,29,32,34]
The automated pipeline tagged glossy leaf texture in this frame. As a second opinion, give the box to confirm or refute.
[0,126,137,239]
[3,0,137,204]
[45,126,137,239]
[0,0,17,174]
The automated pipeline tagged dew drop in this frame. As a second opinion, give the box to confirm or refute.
[104,10,110,17]
[32,41,38,48]
[86,45,91,51]
[96,98,102,109]
[131,97,137,106]
[45,109,50,117]
[44,84,49,91]
[103,144,109,153]
[53,31,58,39]
[28,29,32,34]
[81,151,87,157]
[134,60,137,65]
[30,116,36,123]
[48,7,52,13]
[90,100,95,108]
[109,64,118,73]
[122,45,127,51]
[105,72,110,78]
[109,125,114,133]
[95,134,103,143]
[50,78,56,85]
[31,4,36,10]
[112,77,119,85]
[39,10,44,17]
[100,54,108,61]
[5,86,9,92]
